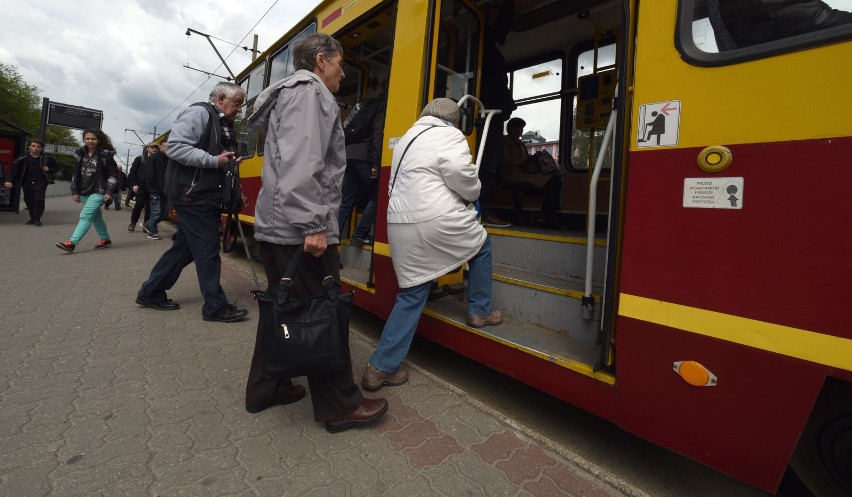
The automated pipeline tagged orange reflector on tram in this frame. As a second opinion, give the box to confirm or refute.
[673,361,717,387]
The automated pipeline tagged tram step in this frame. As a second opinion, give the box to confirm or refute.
[424,296,609,382]
[487,228,607,286]
[489,265,602,344]
[340,240,373,272]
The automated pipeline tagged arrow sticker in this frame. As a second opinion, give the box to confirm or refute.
[637,100,681,148]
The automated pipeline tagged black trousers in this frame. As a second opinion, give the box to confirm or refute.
[246,242,363,421]
[130,187,150,224]
[22,182,47,221]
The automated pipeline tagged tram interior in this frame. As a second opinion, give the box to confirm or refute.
[339,0,624,377]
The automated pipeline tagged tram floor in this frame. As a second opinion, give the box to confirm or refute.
[223,245,803,497]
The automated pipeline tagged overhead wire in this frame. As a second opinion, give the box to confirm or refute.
[146,0,281,136]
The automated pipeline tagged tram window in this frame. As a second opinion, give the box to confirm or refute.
[433,1,480,134]
[507,58,564,168]
[571,45,615,170]
[246,64,266,103]
[268,24,317,88]
[679,0,852,66]
[260,24,317,156]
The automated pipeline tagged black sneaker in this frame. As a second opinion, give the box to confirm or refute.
[350,236,372,247]
[25,219,34,225]
[33,219,42,226]
[128,222,135,232]
[203,305,249,323]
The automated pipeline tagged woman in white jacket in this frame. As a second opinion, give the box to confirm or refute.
[362,98,502,391]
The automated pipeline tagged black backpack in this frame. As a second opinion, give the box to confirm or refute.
[343,99,380,146]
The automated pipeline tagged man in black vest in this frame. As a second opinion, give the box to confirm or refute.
[4,139,58,226]
[136,82,249,323]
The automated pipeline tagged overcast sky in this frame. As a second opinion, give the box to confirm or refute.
[0,0,321,166]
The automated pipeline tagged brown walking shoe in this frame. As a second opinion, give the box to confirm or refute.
[466,309,503,328]
[361,364,408,391]
[324,397,388,433]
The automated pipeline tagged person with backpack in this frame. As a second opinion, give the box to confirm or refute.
[337,81,387,247]
[4,138,59,226]
[55,129,120,253]
[135,82,249,323]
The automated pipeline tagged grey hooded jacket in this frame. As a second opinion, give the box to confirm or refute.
[248,69,346,245]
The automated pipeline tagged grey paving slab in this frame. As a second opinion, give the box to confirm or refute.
[0,197,636,497]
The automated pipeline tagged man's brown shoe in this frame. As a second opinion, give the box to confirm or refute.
[245,384,306,413]
[324,398,388,433]
[361,364,408,391]
[466,309,503,328]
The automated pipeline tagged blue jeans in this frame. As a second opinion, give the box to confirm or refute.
[70,194,110,244]
[145,193,161,236]
[137,203,229,317]
[337,159,378,240]
[369,236,494,373]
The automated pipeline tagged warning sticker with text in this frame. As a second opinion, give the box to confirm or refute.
[683,177,744,209]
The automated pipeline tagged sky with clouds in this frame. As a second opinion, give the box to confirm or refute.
[0,0,321,165]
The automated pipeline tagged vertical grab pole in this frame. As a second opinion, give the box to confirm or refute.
[582,108,617,319]
[456,95,501,174]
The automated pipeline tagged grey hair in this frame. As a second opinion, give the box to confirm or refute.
[420,98,461,126]
[293,33,343,72]
[208,82,246,103]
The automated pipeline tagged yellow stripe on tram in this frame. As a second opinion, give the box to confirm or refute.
[619,293,852,372]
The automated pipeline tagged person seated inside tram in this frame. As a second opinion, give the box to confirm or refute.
[499,117,564,229]
[709,0,852,50]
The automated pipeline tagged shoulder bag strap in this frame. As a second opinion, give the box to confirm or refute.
[389,126,437,195]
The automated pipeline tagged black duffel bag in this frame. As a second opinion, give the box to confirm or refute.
[255,250,353,378]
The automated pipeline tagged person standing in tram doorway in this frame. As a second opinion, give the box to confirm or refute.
[55,129,120,253]
[361,98,503,392]
[337,79,387,247]
[4,138,59,226]
[246,32,388,433]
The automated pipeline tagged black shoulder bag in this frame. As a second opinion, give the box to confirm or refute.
[221,157,243,253]
[254,250,353,378]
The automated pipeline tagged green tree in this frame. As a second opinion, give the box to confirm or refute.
[0,62,79,177]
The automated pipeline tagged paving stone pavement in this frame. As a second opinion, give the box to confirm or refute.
[0,197,638,497]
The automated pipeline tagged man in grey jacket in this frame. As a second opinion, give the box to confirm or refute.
[135,82,249,323]
[246,33,388,433]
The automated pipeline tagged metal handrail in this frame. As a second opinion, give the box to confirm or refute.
[582,108,617,319]
[457,95,501,173]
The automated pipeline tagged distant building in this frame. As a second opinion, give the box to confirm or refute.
[520,131,560,162]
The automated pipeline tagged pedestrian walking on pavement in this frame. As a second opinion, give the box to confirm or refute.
[246,33,388,432]
[135,82,249,323]
[55,130,120,253]
[361,98,502,392]
[4,138,59,226]
[105,165,127,210]
[126,150,150,232]
[140,141,168,240]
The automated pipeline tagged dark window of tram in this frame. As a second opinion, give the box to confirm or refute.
[235,63,266,158]
[683,0,852,59]
[433,1,480,135]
